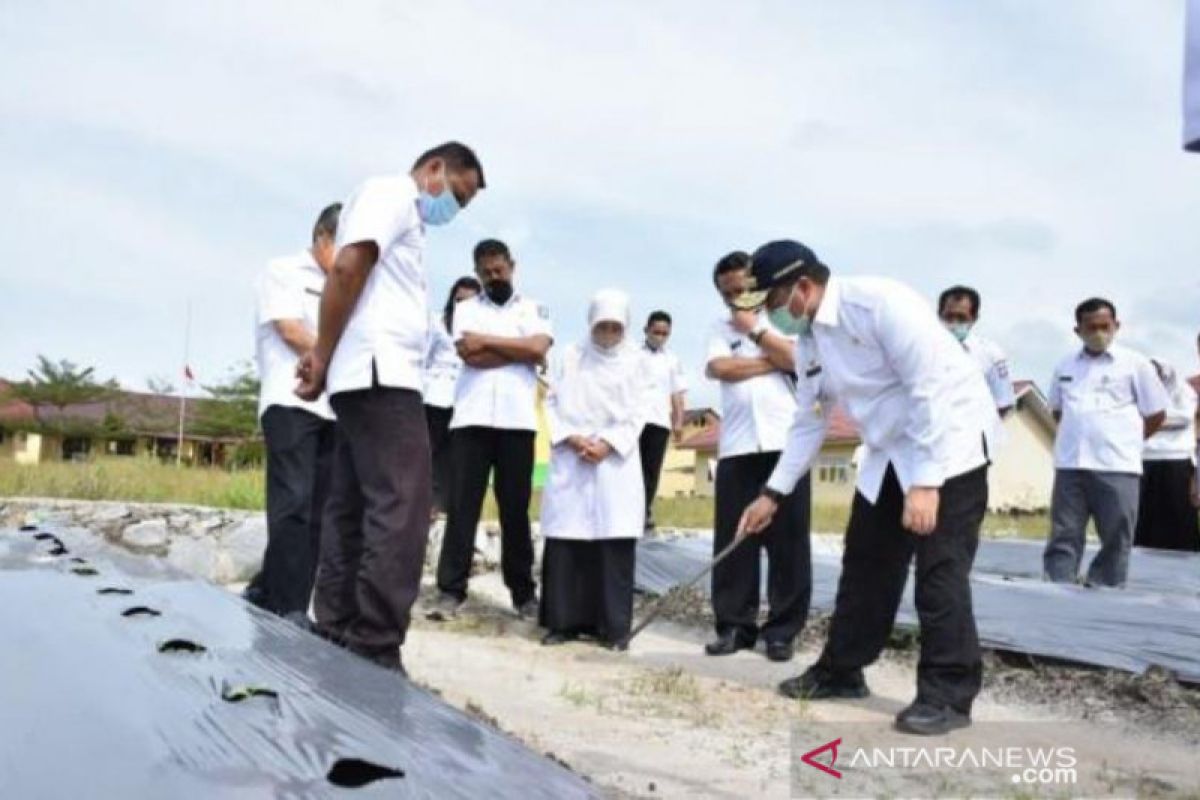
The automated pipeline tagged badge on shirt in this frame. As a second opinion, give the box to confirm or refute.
[304,287,322,297]
[730,339,743,351]
[805,364,822,378]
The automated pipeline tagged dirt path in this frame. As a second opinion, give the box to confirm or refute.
[406,572,1200,799]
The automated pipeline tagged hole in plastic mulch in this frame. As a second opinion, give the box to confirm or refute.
[33,533,56,541]
[157,639,207,655]
[71,566,98,576]
[20,525,39,532]
[121,606,161,618]
[97,587,134,596]
[221,684,279,703]
[326,758,405,788]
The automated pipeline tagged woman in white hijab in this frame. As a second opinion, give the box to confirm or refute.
[539,289,649,649]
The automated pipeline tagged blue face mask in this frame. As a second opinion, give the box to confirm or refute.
[417,176,461,226]
[946,322,972,343]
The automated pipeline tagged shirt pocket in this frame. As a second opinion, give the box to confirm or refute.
[1088,376,1133,412]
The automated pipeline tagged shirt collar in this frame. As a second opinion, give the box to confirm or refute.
[1076,346,1114,362]
[813,276,842,328]
[481,291,521,309]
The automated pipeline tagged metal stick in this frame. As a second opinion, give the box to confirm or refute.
[620,532,748,648]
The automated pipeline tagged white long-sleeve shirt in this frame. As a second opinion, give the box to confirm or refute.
[767,277,998,504]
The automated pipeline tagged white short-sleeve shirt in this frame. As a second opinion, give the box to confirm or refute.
[962,331,1015,412]
[450,293,553,432]
[325,173,428,396]
[423,313,461,409]
[1049,345,1169,474]
[254,250,334,420]
[640,343,688,430]
[705,316,797,460]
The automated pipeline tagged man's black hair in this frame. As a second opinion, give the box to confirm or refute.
[311,202,342,244]
[647,311,672,327]
[473,239,511,264]
[938,285,981,317]
[713,251,751,287]
[412,141,486,189]
[1075,297,1117,324]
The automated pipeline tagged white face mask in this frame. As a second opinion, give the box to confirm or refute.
[1079,329,1114,354]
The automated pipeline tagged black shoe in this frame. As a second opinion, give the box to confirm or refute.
[602,637,629,652]
[704,631,755,656]
[894,702,970,735]
[241,583,269,610]
[765,640,794,663]
[541,631,576,646]
[778,665,870,700]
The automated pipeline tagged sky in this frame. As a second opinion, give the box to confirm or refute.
[3,0,1199,408]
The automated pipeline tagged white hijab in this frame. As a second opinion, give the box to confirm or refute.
[555,289,641,430]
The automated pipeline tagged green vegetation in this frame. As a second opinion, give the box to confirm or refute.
[0,457,1052,539]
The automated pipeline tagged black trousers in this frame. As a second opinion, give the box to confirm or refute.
[312,386,431,655]
[712,452,812,644]
[818,465,988,714]
[246,406,334,616]
[639,424,671,527]
[1135,459,1200,551]
[539,538,636,643]
[436,426,537,605]
[424,404,454,514]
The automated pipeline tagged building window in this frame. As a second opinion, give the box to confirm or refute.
[816,457,851,484]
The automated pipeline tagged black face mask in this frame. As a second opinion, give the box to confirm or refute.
[486,280,514,305]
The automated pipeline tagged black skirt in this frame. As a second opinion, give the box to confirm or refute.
[1135,459,1200,551]
[539,538,636,643]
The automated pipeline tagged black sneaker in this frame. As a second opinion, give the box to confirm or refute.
[778,665,870,700]
[894,702,970,735]
[426,593,464,622]
[514,597,539,619]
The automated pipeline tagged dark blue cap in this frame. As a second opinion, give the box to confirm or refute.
[730,240,823,309]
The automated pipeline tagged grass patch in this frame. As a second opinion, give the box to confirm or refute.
[625,666,702,703]
[0,457,264,509]
[558,681,606,711]
[1,457,1052,540]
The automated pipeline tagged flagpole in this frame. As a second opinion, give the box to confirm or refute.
[177,300,191,466]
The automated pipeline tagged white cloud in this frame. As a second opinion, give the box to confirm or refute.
[2,0,1199,403]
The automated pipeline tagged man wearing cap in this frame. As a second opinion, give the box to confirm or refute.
[736,240,998,736]
[295,141,486,674]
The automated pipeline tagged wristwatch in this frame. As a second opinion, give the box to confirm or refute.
[748,323,768,346]
[760,486,785,504]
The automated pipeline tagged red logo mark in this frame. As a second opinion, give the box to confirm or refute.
[801,738,843,779]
